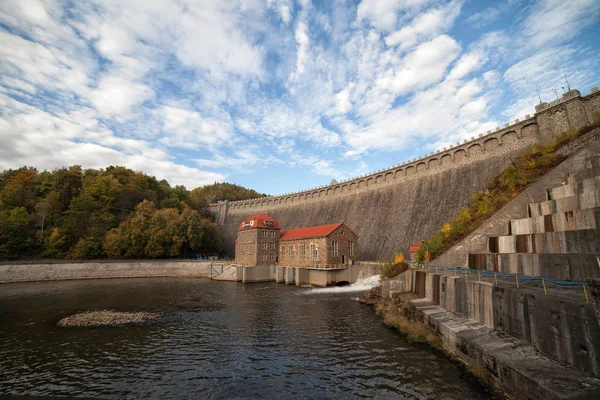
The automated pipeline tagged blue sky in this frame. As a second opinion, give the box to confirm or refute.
[1,0,599,195]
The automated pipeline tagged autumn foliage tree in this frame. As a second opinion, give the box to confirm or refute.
[0,165,239,260]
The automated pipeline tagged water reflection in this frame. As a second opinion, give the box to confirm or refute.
[0,278,494,399]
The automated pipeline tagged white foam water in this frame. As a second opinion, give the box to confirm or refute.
[303,274,380,294]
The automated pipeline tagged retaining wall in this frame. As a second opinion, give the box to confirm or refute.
[383,268,600,378]
[0,261,212,284]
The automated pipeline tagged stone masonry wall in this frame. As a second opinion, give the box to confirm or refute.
[279,237,327,268]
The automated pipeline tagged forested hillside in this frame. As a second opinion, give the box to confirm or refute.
[0,166,263,260]
[191,182,266,204]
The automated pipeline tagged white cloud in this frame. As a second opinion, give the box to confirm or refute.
[268,0,293,24]
[357,0,433,32]
[294,21,310,75]
[524,0,600,47]
[466,5,506,29]
[448,52,484,80]
[89,75,154,117]
[334,89,352,114]
[158,104,233,149]
[385,0,462,49]
[0,95,224,188]
[377,35,461,97]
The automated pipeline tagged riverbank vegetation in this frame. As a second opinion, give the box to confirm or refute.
[415,118,600,263]
[361,288,501,397]
[0,165,262,260]
[375,299,441,348]
[381,252,409,279]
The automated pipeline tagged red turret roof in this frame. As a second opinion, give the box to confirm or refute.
[280,223,343,241]
[409,240,424,253]
[238,213,280,231]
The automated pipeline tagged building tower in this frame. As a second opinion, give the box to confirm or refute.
[235,213,280,266]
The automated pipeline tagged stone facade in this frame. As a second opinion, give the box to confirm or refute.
[235,228,280,266]
[279,225,359,268]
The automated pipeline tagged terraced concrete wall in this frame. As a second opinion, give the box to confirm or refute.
[434,128,600,268]
[212,89,600,261]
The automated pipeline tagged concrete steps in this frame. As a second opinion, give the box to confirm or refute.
[529,176,600,217]
[512,207,599,235]
[408,294,600,400]
[493,227,600,255]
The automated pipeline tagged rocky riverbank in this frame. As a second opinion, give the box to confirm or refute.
[58,310,164,327]
[360,286,442,348]
[359,284,503,398]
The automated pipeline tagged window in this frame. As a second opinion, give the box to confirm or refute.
[270,230,276,238]
[280,245,285,259]
[262,242,268,250]
[332,241,339,257]
[269,253,275,261]
[290,246,295,260]
[270,241,275,250]
[349,241,354,257]
[263,230,268,238]
[299,244,305,260]
[310,244,318,261]
[262,254,267,261]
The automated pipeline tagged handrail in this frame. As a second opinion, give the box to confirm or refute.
[406,261,591,303]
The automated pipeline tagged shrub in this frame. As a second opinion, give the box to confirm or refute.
[394,252,406,264]
[381,260,409,279]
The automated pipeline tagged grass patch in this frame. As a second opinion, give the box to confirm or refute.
[469,361,491,386]
[377,299,441,349]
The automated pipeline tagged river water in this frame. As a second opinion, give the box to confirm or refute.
[0,277,494,399]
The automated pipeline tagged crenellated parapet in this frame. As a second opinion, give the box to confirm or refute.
[210,87,600,219]
[212,114,539,214]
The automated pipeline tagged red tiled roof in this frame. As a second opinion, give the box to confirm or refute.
[280,223,343,241]
[409,240,424,253]
[238,213,280,231]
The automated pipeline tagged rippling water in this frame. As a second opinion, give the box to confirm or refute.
[0,277,494,399]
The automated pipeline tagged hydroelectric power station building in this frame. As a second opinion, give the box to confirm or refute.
[235,213,358,268]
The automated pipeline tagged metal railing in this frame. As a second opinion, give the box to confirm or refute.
[407,261,591,304]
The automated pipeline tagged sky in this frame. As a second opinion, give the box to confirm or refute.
[1,0,599,195]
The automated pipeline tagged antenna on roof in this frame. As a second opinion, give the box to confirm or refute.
[535,84,542,103]
[562,69,571,91]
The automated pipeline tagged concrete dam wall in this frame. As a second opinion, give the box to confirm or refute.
[211,88,600,261]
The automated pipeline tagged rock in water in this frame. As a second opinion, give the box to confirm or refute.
[58,310,164,327]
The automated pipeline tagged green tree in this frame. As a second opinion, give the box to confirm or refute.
[0,168,39,212]
[0,207,34,259]
[43,227,67,258]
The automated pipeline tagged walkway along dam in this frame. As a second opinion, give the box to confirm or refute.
[211,88,600,261]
